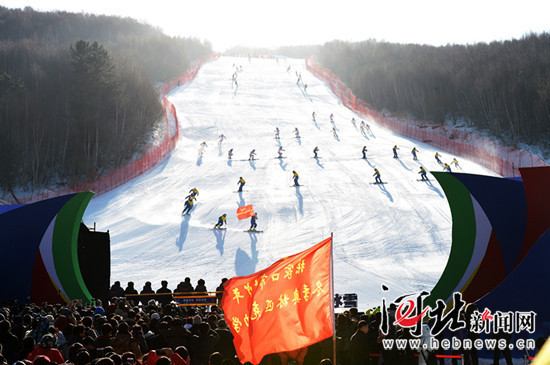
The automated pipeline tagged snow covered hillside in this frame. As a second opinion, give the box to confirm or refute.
[83,56,499,309]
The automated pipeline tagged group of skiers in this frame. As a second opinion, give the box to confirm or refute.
[371,147,461,184]
[186,111,465,228]
[182,188,199,215]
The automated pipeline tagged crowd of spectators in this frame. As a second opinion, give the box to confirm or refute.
[1,279,545,365]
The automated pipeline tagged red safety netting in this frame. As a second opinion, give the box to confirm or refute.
[9,53,220,204]
[305,56,548,177]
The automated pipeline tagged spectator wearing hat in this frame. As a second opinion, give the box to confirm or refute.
[166,319,192,351]
[189,316,202,336]
[95,323,113,349]
[214,320,236,361]
[124,282,138,297]
[215,279,227,305]
[156,281,173,306]
[0,320,19,364]
[190,323,219,365]
[26,334,65,364]
[194,280,207,294]
[19,336,36,360]
[140,282,155,306]
[350,320,371,365]
[175,279,193,294]
[111,322,141,357]
[109,282,125,300]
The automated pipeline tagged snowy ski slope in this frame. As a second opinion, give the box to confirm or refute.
[83,56,499,309]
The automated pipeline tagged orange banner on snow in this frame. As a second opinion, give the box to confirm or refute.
[221,237,333,364]
[236,205,255,220]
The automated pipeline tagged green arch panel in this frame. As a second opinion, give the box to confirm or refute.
[425,172,476,308]
[52,191,94,302]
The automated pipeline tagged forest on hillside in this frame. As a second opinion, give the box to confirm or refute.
[0,7,212,200]
[316,35,550,154]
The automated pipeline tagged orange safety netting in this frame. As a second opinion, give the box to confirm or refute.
[305,56,548,178]
[9,53,220,204]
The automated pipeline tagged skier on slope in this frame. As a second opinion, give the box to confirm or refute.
[189,188,199,199]
[294,128,300,138]
[237,177,246,192]
[444,163,452,172]
[228,148,234,160]
[292,171,300,186]
[214,214,227,229]
[182,195,195,215]
[312,111,316,121]
[218,134,226,144]
[330,113,334,123]
[362,146,368,159]
[435,152,442,164]
[278,146,285,158]
[373,168,383,184]
[313,146,319,158]
[393,145,399,158]
[419,166,428,181]
[411,147,419,160]
[452,158,460,169]
[275,127,280,139]
[249,212,258,231]
[365,123,372,135]
[249,149,256,161]
[351,118,357,127]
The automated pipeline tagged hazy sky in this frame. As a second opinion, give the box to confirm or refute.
[3,0,550,51]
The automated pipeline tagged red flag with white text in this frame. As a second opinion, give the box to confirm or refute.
[221,237,333,364]
[236,205,255,220]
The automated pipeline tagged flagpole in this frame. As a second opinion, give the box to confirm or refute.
[330,232,337,365]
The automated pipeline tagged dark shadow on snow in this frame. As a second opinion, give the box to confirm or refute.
[298,84,312,102]
[279,158,287,171]
[314,157,324,169]
[196,155,203,166]
[395,157,412,171]
[313,118,320,130]
[236,191,246,207]
[363,158,375,168]
[214,228,226,255]
[176,215,191,252]
[377,183,393,202]
[249,159,256,170]
[424,179,445,199]
[295,185,303,215]
[235,233,258,276]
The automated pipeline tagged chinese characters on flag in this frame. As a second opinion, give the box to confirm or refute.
[236,205,255,220]
[221,237,333,364]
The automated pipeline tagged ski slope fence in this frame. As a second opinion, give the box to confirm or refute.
[305,56,549,177]
[5,54,220,204]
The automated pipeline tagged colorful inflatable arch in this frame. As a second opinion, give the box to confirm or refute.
[426,167,550,333]
[0,192,95,304]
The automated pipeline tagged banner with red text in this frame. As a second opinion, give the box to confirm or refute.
[221,237,333,364]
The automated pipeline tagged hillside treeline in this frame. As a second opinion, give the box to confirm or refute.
[0,7,212,199]
[317,35,550,150]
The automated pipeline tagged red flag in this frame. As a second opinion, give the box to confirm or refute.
[221,237,333,364]
[236,205,255,220]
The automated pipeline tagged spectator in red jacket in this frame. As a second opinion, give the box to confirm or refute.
[26,334,64,364]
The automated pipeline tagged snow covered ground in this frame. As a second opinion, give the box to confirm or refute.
[83,56,499,309]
